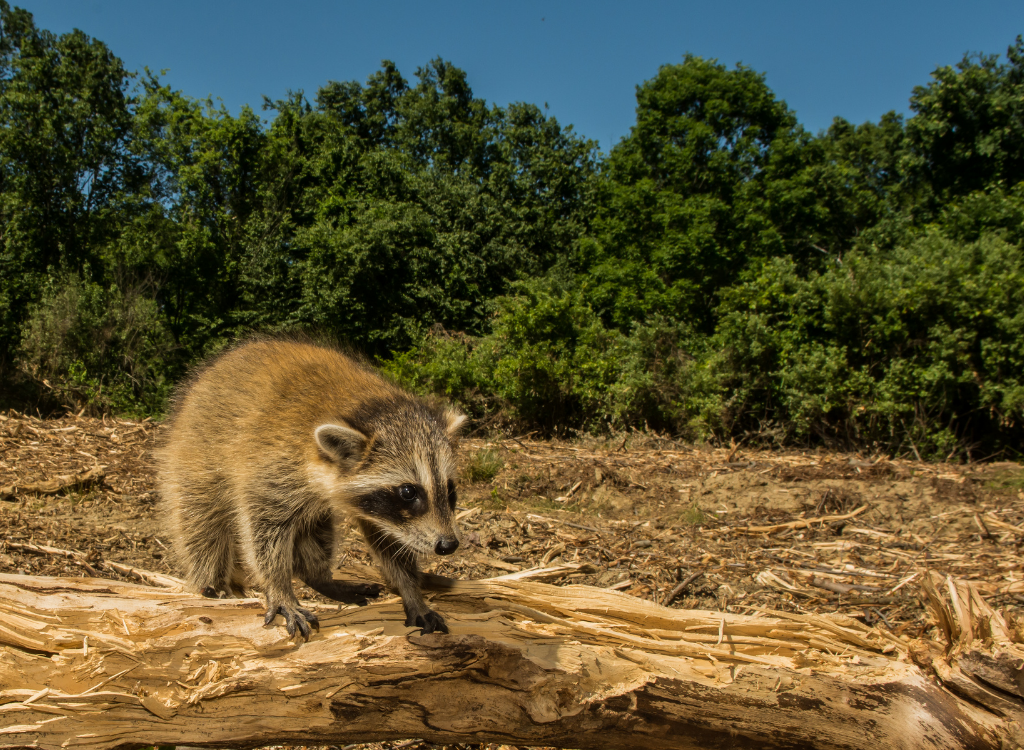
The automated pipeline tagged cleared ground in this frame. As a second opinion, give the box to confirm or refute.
[2,410,1023,748]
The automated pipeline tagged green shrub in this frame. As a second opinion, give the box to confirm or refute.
[390,230,1024,458]
[17,271,177,416]
[385,279,697,434]
[385,328,491,413]
[463,448,504,483]
[680,502,706,526]
[705,231,1024,456]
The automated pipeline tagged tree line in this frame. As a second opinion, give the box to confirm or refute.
[1,2,1021,459]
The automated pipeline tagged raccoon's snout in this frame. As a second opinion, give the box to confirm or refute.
[435,536,459,556]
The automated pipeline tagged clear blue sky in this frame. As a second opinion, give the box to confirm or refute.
[18,0,1024,152]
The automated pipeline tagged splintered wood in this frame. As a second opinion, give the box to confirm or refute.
[0,573,1019,750]
[910,571,1024,729]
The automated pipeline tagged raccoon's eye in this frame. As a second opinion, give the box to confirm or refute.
[397,484,418,504]
[447,479,457,510]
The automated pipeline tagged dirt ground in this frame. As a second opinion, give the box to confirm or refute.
[2,409,1024,749]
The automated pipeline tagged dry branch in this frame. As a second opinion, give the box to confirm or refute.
[0,466,106,502]
[725,505,868,535]
[0,573,1021,750]
[5,542,184,590]
[661,570,703,606]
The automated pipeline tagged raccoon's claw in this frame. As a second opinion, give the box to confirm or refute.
[299,608,320,631]
[264,603,320,641]
[406,609,448,635]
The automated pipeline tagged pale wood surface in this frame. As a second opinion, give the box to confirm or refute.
[0,571,1020,750]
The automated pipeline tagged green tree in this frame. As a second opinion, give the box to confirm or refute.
[232,60,597,354]
[905,36,1024,206]
[0,1,145,368]
[132,76,265,351]
[584,55,811,331]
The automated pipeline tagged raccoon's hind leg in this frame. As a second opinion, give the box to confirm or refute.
[172,489,239,599]
[357,519,448,634]
[294,513,384,604]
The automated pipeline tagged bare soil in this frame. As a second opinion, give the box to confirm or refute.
[3,410,1024,749]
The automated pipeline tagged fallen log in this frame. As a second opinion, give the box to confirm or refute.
[0,571,1021,750]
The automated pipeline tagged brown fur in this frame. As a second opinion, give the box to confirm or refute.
[156,338,465,639]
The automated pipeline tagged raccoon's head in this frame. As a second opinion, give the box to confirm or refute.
[313,398,468,557]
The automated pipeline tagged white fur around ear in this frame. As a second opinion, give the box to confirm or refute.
[314,423,368,469]
[444,408,469,440]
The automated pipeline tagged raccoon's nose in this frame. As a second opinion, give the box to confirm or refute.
[435,537,459,556]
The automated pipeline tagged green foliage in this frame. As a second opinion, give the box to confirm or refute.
[0,5,596,402]
[703,232,1024,456]
[1,3,1023,458]
[581,55,891,333]
[680,502,706,527]
[131,76,267,350]
[584,55,800,331]
[905,36,1024,205]
[982,467,1024,493]
[386,280,696,434]
[392,227,1024,455]
[17,271,175,415]
[212,60,597,356]
[0,0,146,367]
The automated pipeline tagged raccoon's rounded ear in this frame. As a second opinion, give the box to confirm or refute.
[314,423,367,468]
[444,408,469,440]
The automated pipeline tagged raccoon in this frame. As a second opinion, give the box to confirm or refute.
[156,338,466,639]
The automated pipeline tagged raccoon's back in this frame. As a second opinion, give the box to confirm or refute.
[157,339,394,481]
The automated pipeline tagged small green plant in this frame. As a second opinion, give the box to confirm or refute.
[482,488,508,510]
[680,502,706,526]
[16,272,176,416]
[524,495,568,512]
[983,467,1024,492]
[463,448,504,484]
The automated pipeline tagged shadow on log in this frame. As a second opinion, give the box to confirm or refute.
[0,569,1022,749]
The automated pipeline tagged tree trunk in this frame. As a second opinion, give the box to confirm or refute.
[0,570,1021,750]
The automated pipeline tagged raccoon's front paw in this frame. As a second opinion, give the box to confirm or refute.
[264,601,320,641]
[406,609,449,635]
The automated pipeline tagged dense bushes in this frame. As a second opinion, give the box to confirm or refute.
[706,232,1024,456]
[1,1,1022,458]
[385,43,1024,456]
[17,272,175,415]
[385,281,683,433]
[392,230,1024,456]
